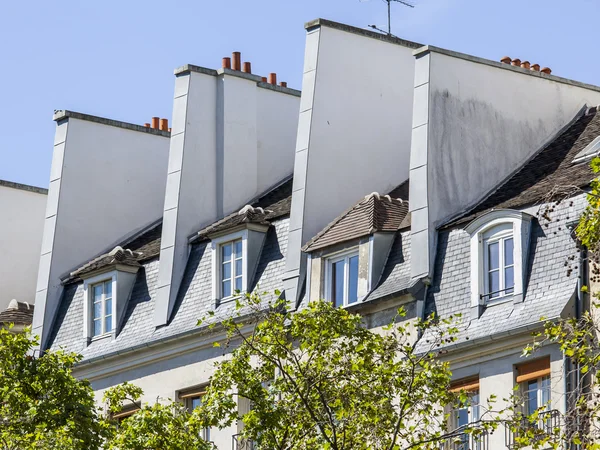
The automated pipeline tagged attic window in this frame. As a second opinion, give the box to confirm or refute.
[326,250,359,307]
[573,135,600,163]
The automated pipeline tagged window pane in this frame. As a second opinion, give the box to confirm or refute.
[234,240,243,257]
[488,270,499,298]
[93,319,102,336]
[504,238,514,266]
[457,407,469,427]
[348,255,359,304]
[93,284,103,302]
[541,376,551,409]
[191,397,202,410]
[105,298,112,317]
[488,242,499,270]
[505,266,514,294]
[105,315,112,333]
[222,243,232,261]
[222,261,231,280]
[527,380,539,414]
[235,258,243,277]
[332,260,345,308]
[235,276,242,292]
[93,301,102,320]
[222,280,231,298]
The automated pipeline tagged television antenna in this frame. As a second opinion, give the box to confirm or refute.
[365,0,414,37]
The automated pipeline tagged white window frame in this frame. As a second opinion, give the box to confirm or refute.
[522,375,551,416]
[324,249,359,307]
[211,230,248,301]
[82,271,117,341]
[450,390,481,431]
[465,210,533,316]
[482,225,515,303]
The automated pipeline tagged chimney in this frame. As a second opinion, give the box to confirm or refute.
[520,61,531,70]
[242,62,252,73]
[511,58,521,66]
[531,64,540,71]
[222,57,231,69]
[500,56,511,64]
[261,77,267,82]
[151,117,160,129]
[280,81,288,88]
[144,123,151,128]
[159,118,169,131]
[232,52,241,71]
[541,67,552,75]
[268,73,277,85]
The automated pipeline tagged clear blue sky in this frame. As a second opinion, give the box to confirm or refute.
[2,0,599,188]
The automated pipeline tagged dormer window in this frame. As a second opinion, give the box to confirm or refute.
[465,210,533,318]
[92,279,113,336]
[326,250,359,307]
[220,239,243,298]
[483,224,514,302]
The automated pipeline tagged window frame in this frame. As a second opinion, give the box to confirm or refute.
[179,387,211,442]
[211,230,248,301]
[82,272,117,341]
[521,375,551,416]
[324,249,359,307]
[482,226,515,303]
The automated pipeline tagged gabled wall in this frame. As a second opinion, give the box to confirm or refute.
[0,181,47,310]
[154,66,300,327]
[33,112,170,348]
[284,19,421,303]
[409,47,600,278]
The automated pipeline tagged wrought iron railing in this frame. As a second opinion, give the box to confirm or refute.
[440,423,490,450]
[505,409,561,449]
[232,433,255,450]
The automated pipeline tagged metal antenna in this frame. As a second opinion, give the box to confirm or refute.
[366,0,414,36]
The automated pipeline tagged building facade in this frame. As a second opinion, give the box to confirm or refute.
[33,18,600,449]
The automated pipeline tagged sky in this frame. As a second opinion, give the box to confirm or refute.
[2,0,600,188]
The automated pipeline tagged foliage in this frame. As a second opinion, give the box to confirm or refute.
[198,291,497,450]
[102,382,214,450]
[0,327,105,450]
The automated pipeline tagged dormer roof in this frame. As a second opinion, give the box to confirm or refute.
[303,182,409,252]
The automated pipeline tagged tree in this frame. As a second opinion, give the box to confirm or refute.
[102,382,214,450]
[198,293,496,450]
[0,327,105,450]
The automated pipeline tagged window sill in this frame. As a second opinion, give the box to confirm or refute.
[484,295,514,307]
[216,292,247,307]
[90,332,114,343]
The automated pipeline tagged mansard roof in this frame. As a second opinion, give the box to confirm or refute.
[447,107,600,228]
[0,300,34,326]
[303,180,410,252]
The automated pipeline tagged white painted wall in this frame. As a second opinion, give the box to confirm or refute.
[155,67,300,327]
[33,116,170,347]
[0,184,47,310]
[410,48,600,278]
[284,21,419,303]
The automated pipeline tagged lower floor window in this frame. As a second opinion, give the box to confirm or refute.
[185,393,211,442]
[524,375,551,416]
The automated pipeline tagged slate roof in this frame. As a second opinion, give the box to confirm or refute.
[0,300,34,325]
[448,108,600,228]
[193,178,292,241]
[64,221,163,284]
[303,181,410,252]
[417,178,585,354]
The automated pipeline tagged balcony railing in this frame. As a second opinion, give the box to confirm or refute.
[440,423,490,450]
[505,409,561,449]
[232,433,255,450]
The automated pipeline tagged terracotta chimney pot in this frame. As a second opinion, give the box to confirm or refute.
[520,61,530,69]
[261,76,267,82]
[500,56,511,64]
[168,127,172,133]
[242,62,252,73]
[511,58,521,66]
[541,67,552,75]
[144,123,151,128]
[280,81,287,88]
[531,63,540,71]
[222,57,231,69]
[268,73,277,85]
[232,52,241,71]
[151,117,160,129]
[159,118,169,131]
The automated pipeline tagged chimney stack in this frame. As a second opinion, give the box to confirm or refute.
[268,73,277,85]
[242,62,252,73]
[222,57,231,69]
[159,118,169,131]
[232,52,241,71]
[151,117,160,129]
